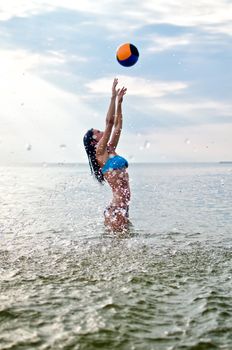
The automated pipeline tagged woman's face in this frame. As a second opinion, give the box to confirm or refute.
[92,129,103,142]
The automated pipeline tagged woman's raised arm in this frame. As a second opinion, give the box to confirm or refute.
[108,87,127,151]
[96,78,119,156]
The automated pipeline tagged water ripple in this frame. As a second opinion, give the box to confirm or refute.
[1,164,232,349]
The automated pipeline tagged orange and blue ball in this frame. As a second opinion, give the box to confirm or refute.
[116,43,139,67]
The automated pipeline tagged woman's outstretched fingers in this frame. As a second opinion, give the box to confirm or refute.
[112,78,119,96]
[113,78,118,88]
[118,87,127,102]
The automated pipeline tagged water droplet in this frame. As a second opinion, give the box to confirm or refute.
[101,246,107,253]
[128,155,135,161]
[25,143,32,151]
[144,140,150,149]
[184,138,190,145]
[59,144,67,149]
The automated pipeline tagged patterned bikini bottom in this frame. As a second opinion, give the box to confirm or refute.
[104,205,129,219]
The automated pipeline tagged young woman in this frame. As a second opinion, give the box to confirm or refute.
[83,78,130,232]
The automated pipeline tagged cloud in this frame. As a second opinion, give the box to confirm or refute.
[120,122,232,162]
[0,2,50,21]
[0,1,104,21]
[151,99,232,119]
[139,0,232,36]
[124,95,232,133]
[146,34,193,53]
[0,48,97,163]
[1,0,231,37]
[85,75,188,98]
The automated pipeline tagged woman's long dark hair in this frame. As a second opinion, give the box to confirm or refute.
[83,129,105,183]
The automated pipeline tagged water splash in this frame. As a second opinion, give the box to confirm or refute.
[25,143,32,151]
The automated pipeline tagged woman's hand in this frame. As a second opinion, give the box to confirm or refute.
[117,87,127,103]
[112,78,119,98]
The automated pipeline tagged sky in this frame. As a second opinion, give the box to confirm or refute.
[0,0,231,164]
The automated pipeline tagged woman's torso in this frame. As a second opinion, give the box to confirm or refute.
[96,147,130,206]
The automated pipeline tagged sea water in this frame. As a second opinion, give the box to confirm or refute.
[0,163,231,350]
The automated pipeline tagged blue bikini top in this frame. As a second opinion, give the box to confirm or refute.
[101,155,128,174]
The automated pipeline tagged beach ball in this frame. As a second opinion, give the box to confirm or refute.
[116,43,139,67]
